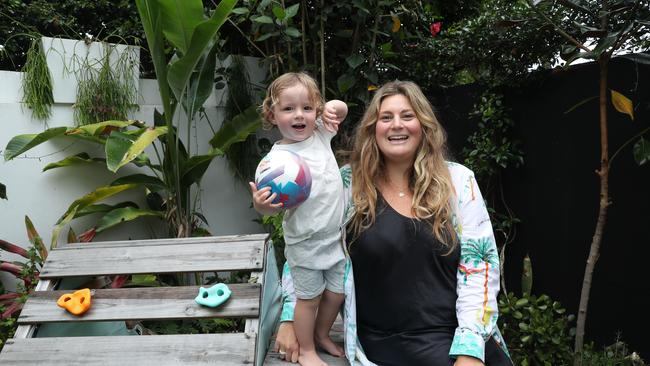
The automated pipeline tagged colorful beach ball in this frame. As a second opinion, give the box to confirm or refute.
[255,150,312,209]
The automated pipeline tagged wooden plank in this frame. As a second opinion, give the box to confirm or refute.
[18,283,261,324]
[40,240,264,278]
[13,279,57,339]
[59,234,268,249]
[0,333,256,365]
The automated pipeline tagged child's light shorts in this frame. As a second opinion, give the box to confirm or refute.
[291,259,346,300]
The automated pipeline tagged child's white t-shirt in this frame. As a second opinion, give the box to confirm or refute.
[271,125,344,246]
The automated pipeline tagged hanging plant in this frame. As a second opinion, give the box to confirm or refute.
[73,42,138,126]
[21,37,54,121]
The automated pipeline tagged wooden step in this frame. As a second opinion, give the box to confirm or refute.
[0,333,256,365]
[18,283,261,324]
[40,237,265,278]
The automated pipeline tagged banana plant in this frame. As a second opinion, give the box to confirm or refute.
[4,0,263,248]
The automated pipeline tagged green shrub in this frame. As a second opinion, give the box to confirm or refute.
[498,292,574,366]
[259,212,285,271]
[581,339,646,366]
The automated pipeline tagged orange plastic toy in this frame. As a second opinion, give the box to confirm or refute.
[57,288,92,315]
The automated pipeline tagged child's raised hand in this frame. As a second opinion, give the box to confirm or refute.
[321,104,341,133]
[249,182,284,215]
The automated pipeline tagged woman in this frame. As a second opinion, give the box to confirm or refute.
[274,81,512,366]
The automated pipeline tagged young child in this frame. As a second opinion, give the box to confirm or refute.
[249,72,347,366]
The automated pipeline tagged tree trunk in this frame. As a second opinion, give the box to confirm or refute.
[319,0,325,96]
[573,56,611,366]
[301,0,307,66]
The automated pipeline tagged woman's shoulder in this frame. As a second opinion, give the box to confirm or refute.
[445,161,475,181]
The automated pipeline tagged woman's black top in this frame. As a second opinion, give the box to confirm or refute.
[349,196,460,366]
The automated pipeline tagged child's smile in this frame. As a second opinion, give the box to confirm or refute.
[271,84,317,144]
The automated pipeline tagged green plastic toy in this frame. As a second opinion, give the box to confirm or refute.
[195,283,232,308]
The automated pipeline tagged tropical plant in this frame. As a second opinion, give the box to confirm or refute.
[4,0,262,247]
[526,1,650,362]
[0,216,47,350]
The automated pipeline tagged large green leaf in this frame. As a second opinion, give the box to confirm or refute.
[56,184,139,225]
[158,0,204,55]
[180,149,223,188]
[285,3,300,18]
[110,127,167,173]
[136,0,173,118]
[95,207,164,233]
[66,120,138,136]
[52,184,138,248]
[106,131,136,172]
[74,202,139,219]
[4,127,67,161]
[337,73,356,93]
[209,105,261,151]
[42,153,105,172]
[167,0,237,102]
[185,42,219,116]
[111,174,167,192]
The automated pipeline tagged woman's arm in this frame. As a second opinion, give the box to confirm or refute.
[279,261,297,322]
[275,262,300,362]
[449,166,501,363]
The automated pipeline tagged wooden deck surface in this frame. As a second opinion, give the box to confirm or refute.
[263,319,348,365]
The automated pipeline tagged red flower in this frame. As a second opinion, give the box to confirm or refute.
[430,22,442,37]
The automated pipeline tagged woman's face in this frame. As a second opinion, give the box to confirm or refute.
[375,94,423,164]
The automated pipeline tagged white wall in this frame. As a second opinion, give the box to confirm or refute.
[0,40,269,290]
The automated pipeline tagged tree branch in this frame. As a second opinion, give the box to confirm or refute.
[528,0,591,52]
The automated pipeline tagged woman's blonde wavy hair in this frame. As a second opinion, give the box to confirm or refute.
[260,72,324,130]
[349,80,457,251]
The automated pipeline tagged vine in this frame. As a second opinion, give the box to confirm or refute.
[21,36,54,121]
[72,42,138,126]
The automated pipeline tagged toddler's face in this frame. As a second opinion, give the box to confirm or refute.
[270,84,317,144]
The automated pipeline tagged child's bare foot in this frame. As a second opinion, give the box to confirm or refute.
[314,333,344,357]
[298,349,328,366]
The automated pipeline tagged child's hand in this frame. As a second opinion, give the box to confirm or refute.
[249,182,284,215]
[322,104,341,133]
[322,100,348,133]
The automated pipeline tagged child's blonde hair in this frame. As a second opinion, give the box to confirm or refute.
[260,72,324,130]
